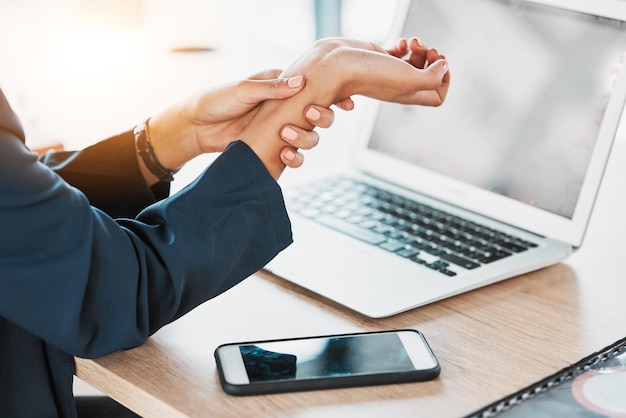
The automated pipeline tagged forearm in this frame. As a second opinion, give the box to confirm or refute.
[1,138,290,358]
[39,131,167,218]
[237,38,449,179]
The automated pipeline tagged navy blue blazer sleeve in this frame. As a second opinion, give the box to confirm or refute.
[39,131,169,219]
[0,103,292,359]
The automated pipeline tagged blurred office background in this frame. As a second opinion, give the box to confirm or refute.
[0,0,399,151]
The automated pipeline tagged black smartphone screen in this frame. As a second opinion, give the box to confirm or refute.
[239,332,417,382]
[215,329,440,395]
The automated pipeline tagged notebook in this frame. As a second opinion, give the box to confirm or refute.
[264,0,626,318]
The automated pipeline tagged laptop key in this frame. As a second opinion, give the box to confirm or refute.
[300,177,534,278]
[379,239,405,252]
[437,251,481,270]
[397,247,420,258]
[317,215,387,245]
[478,250,512,264]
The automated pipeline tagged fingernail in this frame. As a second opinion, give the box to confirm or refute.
[306,107,321,121]
[281,126,298,141]
[288,75,304,88]
[284,149,296,160]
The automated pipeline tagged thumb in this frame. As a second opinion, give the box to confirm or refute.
[428,59,449,82]
[239,75,305,104]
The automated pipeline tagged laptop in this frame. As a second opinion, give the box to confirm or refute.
[264,0,626,318]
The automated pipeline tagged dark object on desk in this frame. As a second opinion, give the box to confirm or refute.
[466,336,626,417]
[215,329,440,396]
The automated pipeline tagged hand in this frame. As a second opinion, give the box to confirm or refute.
[186,69,346,158]
[187,69,352,168]
[141,71,345,184]
[281,37,450,107]
[238,36,450,179]
[385,37,450,106]
[279,101,353,168]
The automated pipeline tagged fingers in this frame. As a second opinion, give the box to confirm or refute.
[335,97,355,111]
[305,105,335,128]
[280,147,304,168]
[388,37,440,70]
[278,104,335,149]
[279,103,340,169]
[425,59,450,86]
[237,74,306,105]
[403,59,450,106]
[376,36,450,106]
[247,69,283,80]
[404,38,449,105]
[280,125,320,150]
[387,37,409,58]
[241,71,356,110]
[406,37,429,69]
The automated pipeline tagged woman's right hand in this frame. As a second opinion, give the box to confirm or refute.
[238,36,450,179]
[288,36,450,108]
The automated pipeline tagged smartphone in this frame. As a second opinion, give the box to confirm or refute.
[214,329,440,396]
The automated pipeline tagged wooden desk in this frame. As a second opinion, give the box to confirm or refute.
[75,140,626,418]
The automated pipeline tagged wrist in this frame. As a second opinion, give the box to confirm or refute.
[134,121,179,183]
[146,104,203,169]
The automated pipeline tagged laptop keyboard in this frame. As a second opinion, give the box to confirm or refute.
[284,176,537,277]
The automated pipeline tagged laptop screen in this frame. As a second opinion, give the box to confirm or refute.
[367,0,626,219]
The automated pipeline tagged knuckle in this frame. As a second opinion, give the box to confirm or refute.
[322,109,335,127]
[305,131,320,149]
[293,129,319,150]
[269,78,283,90]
